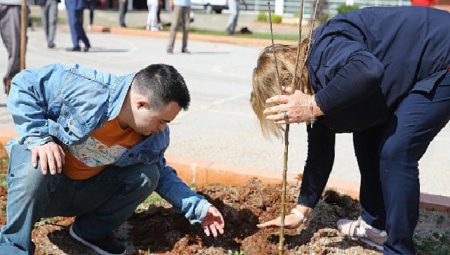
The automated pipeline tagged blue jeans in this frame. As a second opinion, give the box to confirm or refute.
[0,143,160,255]
[380,73,450,254]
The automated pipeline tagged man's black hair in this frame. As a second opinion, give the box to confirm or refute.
[131,64,190,110]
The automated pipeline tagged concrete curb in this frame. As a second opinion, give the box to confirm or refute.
[88,25,293,47]
[1,127,449,212]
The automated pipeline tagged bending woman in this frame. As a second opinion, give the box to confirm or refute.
[251,7,450,255]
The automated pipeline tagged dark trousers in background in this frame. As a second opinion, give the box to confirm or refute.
[379,72,450,255]
[167,5,190,52]
[86,0,95,25]
[66,7,90,49]
[0,4,22,94]
[118,0,127,27]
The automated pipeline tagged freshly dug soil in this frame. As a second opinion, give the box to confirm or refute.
[0,178,449,254]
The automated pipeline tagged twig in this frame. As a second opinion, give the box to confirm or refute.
[267,2,281,91]
[267,2,287,254]
[267,2,288,254]
[291,0,305,91]
[20,0,27,70]
[298,0,320,92]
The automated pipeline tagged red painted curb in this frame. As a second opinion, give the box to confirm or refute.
[88,25,293,47]
[1,128,450,212]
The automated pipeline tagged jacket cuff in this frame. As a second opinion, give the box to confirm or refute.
[181,196,212,224]
[22,136,53,150]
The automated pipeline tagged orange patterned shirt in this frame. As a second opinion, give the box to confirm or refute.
[63,118,143,180]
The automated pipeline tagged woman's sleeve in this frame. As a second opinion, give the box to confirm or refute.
[314,50,384,114]
[298,122,336,208]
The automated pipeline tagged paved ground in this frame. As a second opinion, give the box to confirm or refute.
[0,12,449,198]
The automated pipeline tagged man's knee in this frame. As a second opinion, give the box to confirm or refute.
[7,144,50,197]
[121,164,160,198]
[140,164,160,193]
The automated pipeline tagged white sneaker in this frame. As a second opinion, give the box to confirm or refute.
[337,217,387,251]
[150,27,160,31]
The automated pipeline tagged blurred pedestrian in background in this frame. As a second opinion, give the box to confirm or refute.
[86,0,95,29]
[146,0,159,31]
[38,0,59,49]
[0,0,27,95]
[225,0,240,35]
[65,0,90,52]
[118,0,127,27]
[167,0,191,54]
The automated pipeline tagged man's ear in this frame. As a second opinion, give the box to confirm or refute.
[136,97,150,110]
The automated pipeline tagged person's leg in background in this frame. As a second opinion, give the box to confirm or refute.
[46,0,58,48]
[180,6,190,53]
[0,4,21,95]
[157,0,163,29]
[148,0,159,31]
[74,9,90,51]
[66,4,81,51]
[380,73,450,255]
[167,5,181,53]
[88,0,95,27]
[118,0,127,27]
[146,0,159,31]
[146,0,151,30]
[225,0,239,35]
[40,1,50,46]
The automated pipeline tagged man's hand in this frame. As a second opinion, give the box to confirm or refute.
[31,141,65,175]
[202,206,225,237]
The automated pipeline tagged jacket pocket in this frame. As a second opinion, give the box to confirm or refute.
[56,103,90,142]
[411,69,448,94]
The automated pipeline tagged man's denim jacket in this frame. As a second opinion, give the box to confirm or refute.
[6,63,211,224]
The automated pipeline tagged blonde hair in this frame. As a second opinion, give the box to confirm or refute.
[250,40,312,138]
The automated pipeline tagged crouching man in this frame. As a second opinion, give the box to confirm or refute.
[0,63,225,255]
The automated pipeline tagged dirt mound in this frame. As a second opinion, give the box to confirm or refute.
[130,178,380,254]
[1,178,448,254]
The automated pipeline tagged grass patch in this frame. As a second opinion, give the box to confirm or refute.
[135,192,166,213]
[0,172,6,189]
[416,235,450,255]
[228,250,245,255]
[125,25,298,41]
[189,27,297,41]
[0,154,8,188]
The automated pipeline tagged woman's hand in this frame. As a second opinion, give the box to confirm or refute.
[257,205,312,229]
[202,206,225,238]
[263,90,323,124]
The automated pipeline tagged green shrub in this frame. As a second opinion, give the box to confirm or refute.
[337,4,359,14]
[271,14,283,24]
[318,12,331,24]
[257,11,267,22]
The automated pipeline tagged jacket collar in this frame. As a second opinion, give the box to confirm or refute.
[108,72,136,120]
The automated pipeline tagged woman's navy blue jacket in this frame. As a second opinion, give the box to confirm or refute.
[299,7,450,207]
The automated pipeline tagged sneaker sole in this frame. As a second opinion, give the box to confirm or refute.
[69,225,126,255]
[348,236,384,252]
